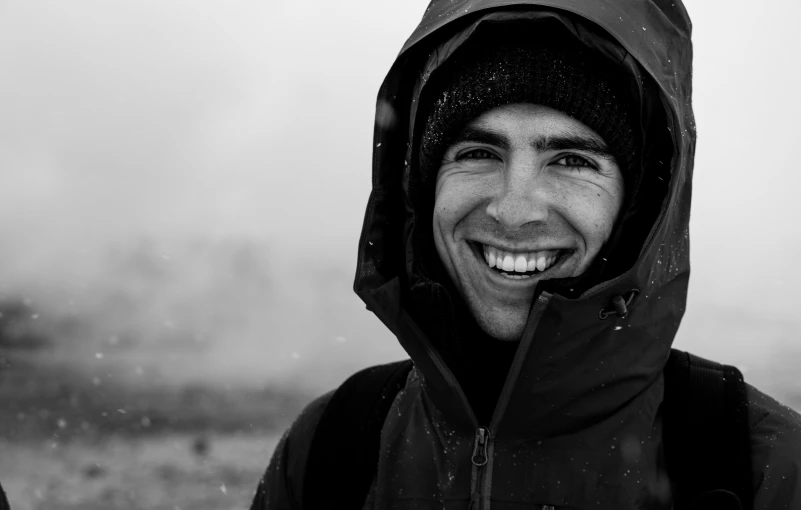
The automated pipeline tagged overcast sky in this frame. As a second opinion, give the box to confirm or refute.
[1,0,799,391]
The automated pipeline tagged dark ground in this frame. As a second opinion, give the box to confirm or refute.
[0,348,309,510]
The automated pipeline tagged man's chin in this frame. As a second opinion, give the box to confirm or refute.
[469,306,529,342]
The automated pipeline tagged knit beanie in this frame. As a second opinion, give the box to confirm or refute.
[418,33,640,199]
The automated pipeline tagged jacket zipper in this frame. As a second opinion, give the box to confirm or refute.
[469,427,490,509]
[370,291,553,509]
[470,292,552,510]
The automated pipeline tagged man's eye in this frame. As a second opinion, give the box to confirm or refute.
[555,154,596,169]
[554,154,595,169]
[457,148,499,161]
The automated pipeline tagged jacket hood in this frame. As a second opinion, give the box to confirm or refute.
[355,0,695,437]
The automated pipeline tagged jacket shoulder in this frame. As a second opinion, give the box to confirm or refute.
[747,383,801,510]
[250,390,334,510]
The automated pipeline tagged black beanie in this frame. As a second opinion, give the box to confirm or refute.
[418,35,640,199]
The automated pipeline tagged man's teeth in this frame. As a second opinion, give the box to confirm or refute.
[482,245,560,275]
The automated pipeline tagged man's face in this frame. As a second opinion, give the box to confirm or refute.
[433,103,625,341]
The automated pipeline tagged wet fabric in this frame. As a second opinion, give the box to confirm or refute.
[252,1,801,509]
[0,482,9,510]
[253,384,801,509]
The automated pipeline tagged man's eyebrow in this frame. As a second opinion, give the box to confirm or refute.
[534,134,614,159]
[450,126,510,152]
[450,127,615,160]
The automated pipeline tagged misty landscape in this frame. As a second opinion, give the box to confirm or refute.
[0,238,402,509]
[1,0,800,509]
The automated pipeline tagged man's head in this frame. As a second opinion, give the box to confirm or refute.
[420,31,638,341]
[433,103,624,340]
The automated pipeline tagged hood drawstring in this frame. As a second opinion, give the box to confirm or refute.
[599,289,639,320]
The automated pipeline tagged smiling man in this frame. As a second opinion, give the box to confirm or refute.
[252,2,801,509]
[433,102,627,341]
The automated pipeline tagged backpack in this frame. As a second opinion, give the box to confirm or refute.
[302,348,753,510]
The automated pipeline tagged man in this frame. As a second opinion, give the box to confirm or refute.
[252,1,801,508]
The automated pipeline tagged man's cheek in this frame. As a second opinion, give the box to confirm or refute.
[433,189,464,230]
[440,181,485,220]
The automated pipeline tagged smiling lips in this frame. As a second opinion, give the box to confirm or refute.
[481,244,562,280]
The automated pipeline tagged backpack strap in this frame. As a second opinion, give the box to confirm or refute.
[303,359,414,509]
[663,348,753,510]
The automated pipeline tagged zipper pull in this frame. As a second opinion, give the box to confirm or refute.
[471,427,490,466]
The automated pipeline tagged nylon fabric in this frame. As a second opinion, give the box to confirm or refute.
[303,361,414,510]
[252,383,801,508]
[0,483,9,510]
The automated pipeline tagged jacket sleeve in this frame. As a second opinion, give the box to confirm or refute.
[250,391,334,510]
[748,384,801,510]
[0,481,9,510]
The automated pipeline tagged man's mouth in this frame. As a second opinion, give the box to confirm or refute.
[477,243,567,280]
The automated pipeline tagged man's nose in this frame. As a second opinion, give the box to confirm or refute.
[485,164,550,232]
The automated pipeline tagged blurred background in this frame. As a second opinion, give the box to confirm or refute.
[0,0,799,509]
